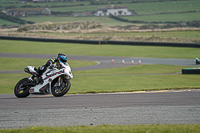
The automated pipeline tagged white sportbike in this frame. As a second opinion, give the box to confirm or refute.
[14,62,73,98]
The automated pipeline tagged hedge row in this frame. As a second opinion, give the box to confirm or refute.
[109,14,200,29]
[182,68,200,74]
[4,3,85,9]
[0,11,35,25]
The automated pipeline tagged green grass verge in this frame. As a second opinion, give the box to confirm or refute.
[70,72,200,94]
[1,64,199,94]
[1,40,199,59]
[1,124,200,133]
[74,64,185,75]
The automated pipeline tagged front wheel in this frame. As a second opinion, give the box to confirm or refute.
[14,78,30,98]
[51,79,71,97]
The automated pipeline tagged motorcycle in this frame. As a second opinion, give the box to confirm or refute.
[14,62,73,98]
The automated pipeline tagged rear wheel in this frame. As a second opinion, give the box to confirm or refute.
[14,78,30,98]
[51,78,71,97]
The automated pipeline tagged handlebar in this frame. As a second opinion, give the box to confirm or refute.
[49,65,64,69]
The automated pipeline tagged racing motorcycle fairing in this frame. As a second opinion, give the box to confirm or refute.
[24,66,39,75]
[24,63,73,94]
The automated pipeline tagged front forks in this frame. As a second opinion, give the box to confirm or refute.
[58,76,61,86]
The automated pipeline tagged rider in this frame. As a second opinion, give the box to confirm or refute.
[29,53,67,84]
[196,57,200,65]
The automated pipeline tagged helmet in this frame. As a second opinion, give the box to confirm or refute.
[57,53,67,63]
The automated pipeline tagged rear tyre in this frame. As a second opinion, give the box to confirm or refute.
[14,78,30,98]
[51,79,71,97]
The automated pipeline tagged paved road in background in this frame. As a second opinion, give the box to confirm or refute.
[0,53,199,128]
[0,53,196,73]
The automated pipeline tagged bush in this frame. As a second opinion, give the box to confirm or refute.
[186,21,200,27]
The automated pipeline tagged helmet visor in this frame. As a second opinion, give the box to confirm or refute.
[59,55,67,63]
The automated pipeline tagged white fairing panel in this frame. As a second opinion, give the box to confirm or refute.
[29,63,73,94]
[27,66,36,73]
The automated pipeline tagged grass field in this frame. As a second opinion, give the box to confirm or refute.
[123,0,200,15]
[122,12,200,22]
[47,0,200,15]
[0,40,199,59]
[0,18,19,26]
[27,0,200,24]
[1,0,200,27]
[19,12,200,25]
[1,124,200,133]
[0,39,200,94]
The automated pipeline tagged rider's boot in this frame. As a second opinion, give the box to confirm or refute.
[36,68,43,84]
[37,76,44,85]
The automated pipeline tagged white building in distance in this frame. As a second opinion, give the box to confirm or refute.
[94,5,132,16]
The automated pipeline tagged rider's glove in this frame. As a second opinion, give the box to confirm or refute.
[49,64,56,69]
[52,64,57,67]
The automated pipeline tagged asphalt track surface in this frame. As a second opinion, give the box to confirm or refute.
[0,53,200,128]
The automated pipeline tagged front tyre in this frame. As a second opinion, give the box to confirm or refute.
[51,79,71,97]
[14,78,30,98]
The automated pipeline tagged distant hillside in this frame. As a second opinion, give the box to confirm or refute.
[1,0,200,29]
